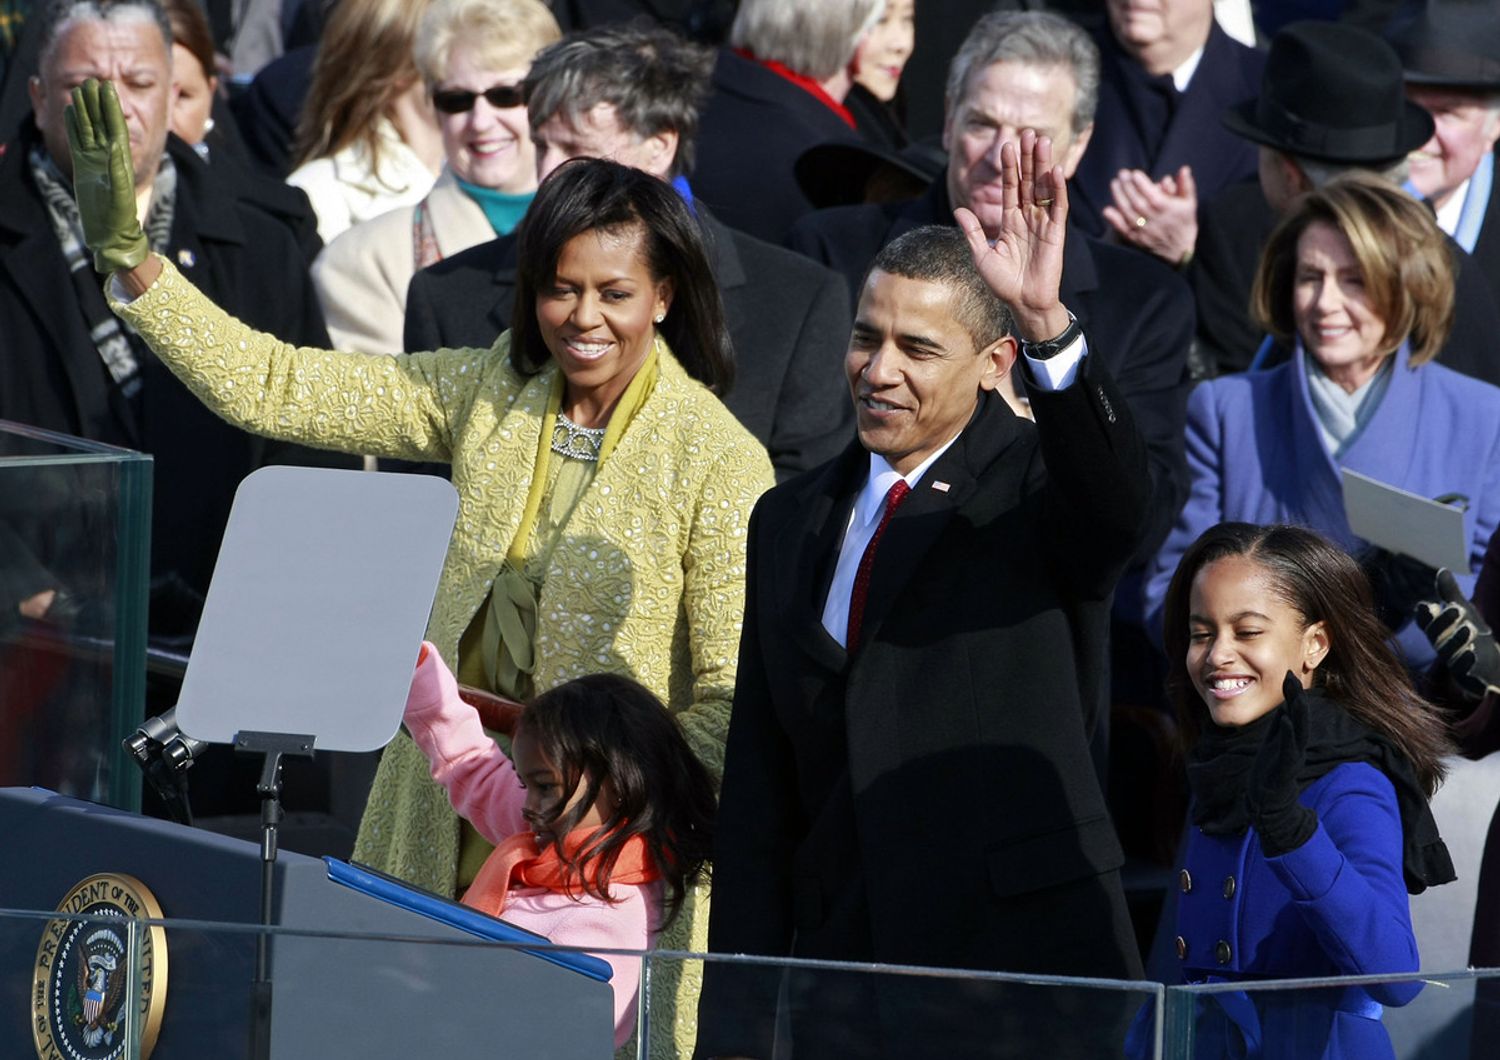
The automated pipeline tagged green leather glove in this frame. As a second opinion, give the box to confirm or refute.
[64,78,149,274]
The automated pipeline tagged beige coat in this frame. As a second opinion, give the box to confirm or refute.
[313,170,494,355]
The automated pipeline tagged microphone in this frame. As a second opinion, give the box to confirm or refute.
[124,707,209,773]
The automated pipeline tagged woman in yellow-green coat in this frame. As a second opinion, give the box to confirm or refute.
[68,79,774,1057]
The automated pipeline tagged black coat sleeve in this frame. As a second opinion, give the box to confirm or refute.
[764,264,854,479]
[695,499,803,1059]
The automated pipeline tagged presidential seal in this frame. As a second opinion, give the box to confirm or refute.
[32,874,167,1060]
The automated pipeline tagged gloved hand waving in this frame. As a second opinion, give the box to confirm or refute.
[1415,568,1500,703]
[1245,673,1318,857]
[64,78,149,274]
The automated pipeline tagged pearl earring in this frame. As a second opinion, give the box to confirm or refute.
[654,313,665,324]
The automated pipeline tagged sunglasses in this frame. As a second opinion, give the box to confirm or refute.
[432,84,525,114]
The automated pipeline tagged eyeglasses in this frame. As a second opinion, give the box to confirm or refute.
[431,84,525,114]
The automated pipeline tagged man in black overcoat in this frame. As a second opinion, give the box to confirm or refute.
[787,10,1191,564]
[403,25,852,481]
[0,0,350,644]
[695,130,1146,1060]
[1391,1,1500,308]
[1071,0,1263,243]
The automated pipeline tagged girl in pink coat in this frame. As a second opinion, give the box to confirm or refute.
[402,642,716,1046]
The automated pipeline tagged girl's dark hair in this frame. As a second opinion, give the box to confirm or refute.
[511,158,735,395]
[1162,522,1451,795]
[516,672,717,925]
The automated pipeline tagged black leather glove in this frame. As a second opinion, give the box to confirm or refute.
[1415,568,1500,703]
[1245,673,1318,858]
[1359,546,1440,634]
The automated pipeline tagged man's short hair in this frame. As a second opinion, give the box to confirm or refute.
[35,0,171,71]
[868,226,1014,351]
[523,26,714,179]
[1293,152,1410,191]
[946,10,1099,136]
[729,0,884,83]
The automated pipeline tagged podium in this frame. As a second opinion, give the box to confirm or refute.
[0,787,616,1057]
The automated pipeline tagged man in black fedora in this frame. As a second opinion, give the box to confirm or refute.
[1191,19,1500,385]
[1391,1,1500,307]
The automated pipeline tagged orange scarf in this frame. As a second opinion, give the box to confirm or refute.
[461,826,661,916]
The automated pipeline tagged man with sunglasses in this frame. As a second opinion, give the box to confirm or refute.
[404,23,853,481]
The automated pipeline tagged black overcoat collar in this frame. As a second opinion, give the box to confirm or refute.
[771,391,1026,674]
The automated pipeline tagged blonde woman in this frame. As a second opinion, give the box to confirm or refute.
[312,0,561,354]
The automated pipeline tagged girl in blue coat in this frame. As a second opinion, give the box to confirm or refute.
[1160,522,1456,1058]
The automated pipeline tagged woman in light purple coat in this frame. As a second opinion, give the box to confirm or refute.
[1146,173,1500,667]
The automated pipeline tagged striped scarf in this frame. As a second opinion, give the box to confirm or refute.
[30,147,177,398]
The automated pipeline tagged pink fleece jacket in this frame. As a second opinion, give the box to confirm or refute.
[402,642,661,1047]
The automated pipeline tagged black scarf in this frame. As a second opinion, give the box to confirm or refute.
[1186,686,1455,894]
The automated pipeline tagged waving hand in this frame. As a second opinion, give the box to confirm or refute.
[954,129,1069,341]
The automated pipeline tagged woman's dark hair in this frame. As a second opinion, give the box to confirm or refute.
[515,672,717,925]
[1162,522,1451,795]
[160,0,215,83]
[511,158,735,395]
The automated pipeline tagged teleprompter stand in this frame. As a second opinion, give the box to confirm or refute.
[236,729,315,1060]
[162,465,458,1057]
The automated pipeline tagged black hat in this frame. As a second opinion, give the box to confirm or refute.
[1222,21,1434,164]
[795,138,947,209]
[1388,2,1500,91]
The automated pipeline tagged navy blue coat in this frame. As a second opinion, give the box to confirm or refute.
[1173,762,1421,1059]
[1071,22,1264,239]
[692,47,860,242]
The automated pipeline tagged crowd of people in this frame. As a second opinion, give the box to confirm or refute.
[6,0,1500,1058]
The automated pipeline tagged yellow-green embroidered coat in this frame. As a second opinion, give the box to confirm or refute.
[113,260,774,1056]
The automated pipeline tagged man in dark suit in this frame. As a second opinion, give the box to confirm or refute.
[695,132,1146,1060]
[0,0,348,644]
[404,24,853,480]
[689,0,871,241]
[1193,20,1500,384]
[1072,0,1263,246]
[788,9,1191,564]
[1392,2,1500,307]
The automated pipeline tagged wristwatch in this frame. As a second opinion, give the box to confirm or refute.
[1020,312,1081,360]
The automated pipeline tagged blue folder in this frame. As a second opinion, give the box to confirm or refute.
[323,858,614,982]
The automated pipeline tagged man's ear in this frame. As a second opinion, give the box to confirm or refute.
[976,334,1019,391]
[1283,152,1313,196]
[1061,122,1093,179]
[642,129,680,181]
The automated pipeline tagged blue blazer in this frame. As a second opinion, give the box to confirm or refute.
[1173,763,1420,1059]
[1146,346,1500,665]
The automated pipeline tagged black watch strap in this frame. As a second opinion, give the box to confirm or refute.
[1020,313,1081,360]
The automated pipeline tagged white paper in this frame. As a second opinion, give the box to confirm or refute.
[1342,468,1469,572]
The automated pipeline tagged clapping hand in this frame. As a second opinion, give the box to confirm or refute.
[1244,673,1318,858]
[1415,568,1500,703]
[1101,165,1198,266]
[954,128,1070,342]
[65,78,149,275]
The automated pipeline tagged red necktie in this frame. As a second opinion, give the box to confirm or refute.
[846,480,911,652]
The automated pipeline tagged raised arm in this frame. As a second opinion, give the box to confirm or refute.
[68,78,466,463]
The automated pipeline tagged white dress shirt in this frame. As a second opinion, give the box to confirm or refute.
[819,335,1088,646]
